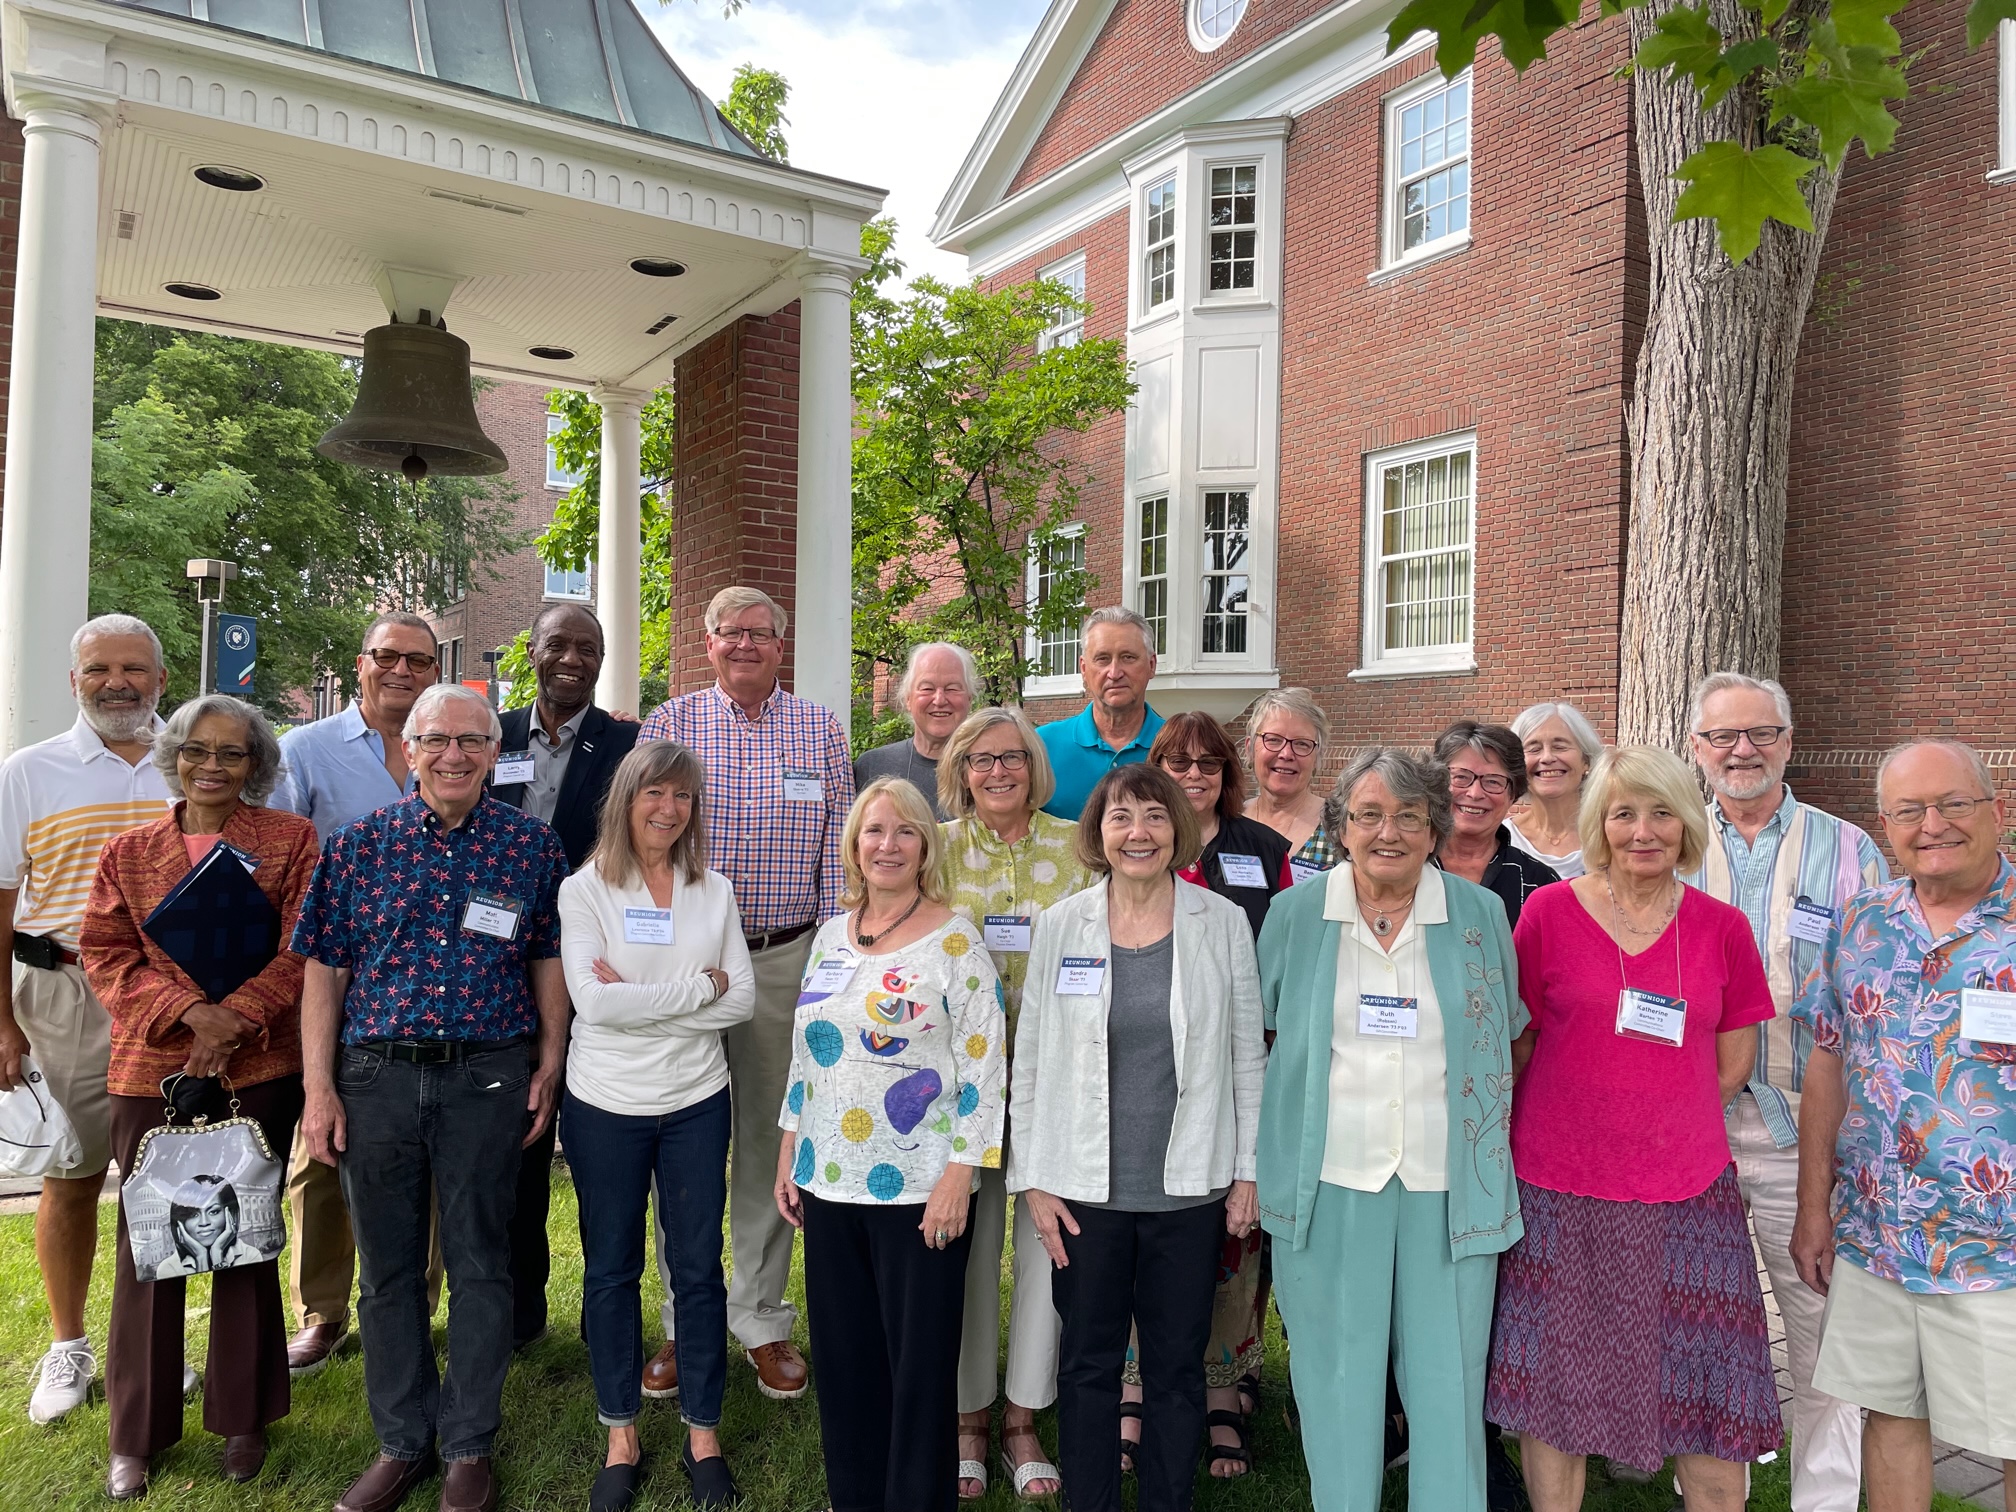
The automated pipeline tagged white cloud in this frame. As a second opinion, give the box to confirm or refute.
[645,0,1044,284]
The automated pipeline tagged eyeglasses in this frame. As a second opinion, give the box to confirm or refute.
[413,733,495,754]
[1253,732,1318,759]
[1694,725,1789,749]
[1881,796,1992,827]
[711,627,778,647]
[1161,754,1227,776]
[364,649,439,673]
[965,750,1030,774]
[1347,809,1429,834]
[1449,770,1512,796]
[179,744,249,767]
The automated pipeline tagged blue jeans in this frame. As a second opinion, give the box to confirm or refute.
[336,1041,532,1462]
[563,1085,731,1428]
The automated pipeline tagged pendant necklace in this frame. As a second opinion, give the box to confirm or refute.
[1358,887,1417,937]
[854,888,923,948]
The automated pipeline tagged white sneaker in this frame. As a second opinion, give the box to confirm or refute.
[27,1343,95,1424]
[183,1363,199,1398]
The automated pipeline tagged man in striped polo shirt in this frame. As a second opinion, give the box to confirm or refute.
[0,614,172,1425]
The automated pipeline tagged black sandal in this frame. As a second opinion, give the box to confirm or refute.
[1204,1408,1252,1476]
[1235,1370,1262,1419]
[1118,1401,1143,1475]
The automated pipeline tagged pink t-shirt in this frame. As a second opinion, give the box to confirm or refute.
[182,831,225,866]
[1509,880,1773,1203]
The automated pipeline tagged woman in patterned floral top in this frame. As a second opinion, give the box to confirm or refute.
[937,707,1091,1500]
[1243,688,1343,882]
[775,777,1006,1512]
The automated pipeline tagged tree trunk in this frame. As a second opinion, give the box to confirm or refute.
[1618,0,1841,750]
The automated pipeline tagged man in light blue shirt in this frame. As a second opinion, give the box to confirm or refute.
[1036,606,1165,821]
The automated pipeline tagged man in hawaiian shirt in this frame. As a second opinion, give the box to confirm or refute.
[295,684,571,1512]
[1791,739,2015,1511]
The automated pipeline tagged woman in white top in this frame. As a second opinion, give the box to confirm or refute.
[1504,702,1604,879]
[775,777,1006,1512]
[1010,764,1264,1512]
[557,741,755,1512]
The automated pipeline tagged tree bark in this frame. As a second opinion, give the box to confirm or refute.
[1619,0,1841,750]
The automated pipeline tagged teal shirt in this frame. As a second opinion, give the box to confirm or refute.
[1255,869,1527,1259]
[1036,703,1165,821]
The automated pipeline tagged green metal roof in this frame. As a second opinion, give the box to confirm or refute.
[119,0,762,156]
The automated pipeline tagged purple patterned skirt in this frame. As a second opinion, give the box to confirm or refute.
[1484,1166,1782,1472]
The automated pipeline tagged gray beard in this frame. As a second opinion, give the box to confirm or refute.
[1710,766,1782,802]
[82,694,158,745]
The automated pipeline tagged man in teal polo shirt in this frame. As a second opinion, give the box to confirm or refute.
[1037,606,1165,820]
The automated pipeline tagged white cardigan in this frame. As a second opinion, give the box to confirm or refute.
[1007,880,1265,1203]
[558,863,757,1117]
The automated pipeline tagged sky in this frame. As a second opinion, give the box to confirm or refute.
[642,0,1054,284]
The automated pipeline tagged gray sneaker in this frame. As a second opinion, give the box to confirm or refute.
[28,1342,95,1424]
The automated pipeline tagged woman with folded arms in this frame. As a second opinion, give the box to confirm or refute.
[776,778,1006,1512]
[1012,765,1265,1512]
[557,741,756,1512]
[1504,702,1603,880]
[937,708,1090,1501]
[81,694,319,1501]
[1242,688,1342,881]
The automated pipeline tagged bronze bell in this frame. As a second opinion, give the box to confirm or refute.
[317,319,509,480]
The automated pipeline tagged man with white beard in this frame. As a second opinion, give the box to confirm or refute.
[1685,671,1886,1512]
[0,615,173,1424]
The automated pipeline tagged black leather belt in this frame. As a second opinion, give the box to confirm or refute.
[353,1036,529,1065]
[744,921,815,953]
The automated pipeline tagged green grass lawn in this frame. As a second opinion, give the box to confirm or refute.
[0,1172,1978,1511]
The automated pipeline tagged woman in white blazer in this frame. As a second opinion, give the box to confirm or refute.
[557,741,755,1512]
[1009,764,1265,1512]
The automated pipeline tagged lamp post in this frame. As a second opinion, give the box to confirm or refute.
[481,648,503,708]
[185,559,240,696]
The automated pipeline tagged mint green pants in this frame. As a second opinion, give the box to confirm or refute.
[1272,1179,1498,1512]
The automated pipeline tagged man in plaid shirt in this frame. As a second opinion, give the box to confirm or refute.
[637,586,852,1400]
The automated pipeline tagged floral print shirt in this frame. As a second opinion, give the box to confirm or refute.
[1791,857,2016,1294]
[780,915,1007,1206]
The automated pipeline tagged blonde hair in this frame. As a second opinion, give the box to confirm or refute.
[589,742,710,887]
[937,707,1056,819]
[839,778,950,910]
[704,586,787,638]
[1578,746,1710,874]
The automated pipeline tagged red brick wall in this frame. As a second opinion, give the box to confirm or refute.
[0,114,23,516]
[669,305,802,694]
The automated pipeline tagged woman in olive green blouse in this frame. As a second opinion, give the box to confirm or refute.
[939,706,1092,1501]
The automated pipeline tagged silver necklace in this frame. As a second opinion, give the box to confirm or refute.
[1357,886,1417,937]
[1605,872,1679,937]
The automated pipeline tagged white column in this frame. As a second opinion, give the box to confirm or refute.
[0,98,105,754]
[591,387,645,714]
[792,262,856,738]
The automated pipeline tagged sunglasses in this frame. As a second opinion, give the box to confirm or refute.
[364,649,439,673]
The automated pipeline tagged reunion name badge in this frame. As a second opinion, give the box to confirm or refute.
[1218,853,1270,889]
[461,891,523,941]
[1959,986,2016,1045]
[984,915,1033,953]
[1784,898,1836,946]
[1056,956,1107,996]
[493,752,535,785]
[1357,993,1419,1039]
[803,952,858,995]
[1289,860,1323,887]
[1615,987,1687,1047]
[783,769,824,803]
[622,907,675,946]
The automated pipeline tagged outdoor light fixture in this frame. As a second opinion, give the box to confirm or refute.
[164,282,223,301]
[193,165,265,192]
[528,345,576,360]
[629,257,687,277]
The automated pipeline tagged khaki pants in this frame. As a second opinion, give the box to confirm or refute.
[956,1163,1062,1412]
[10,960,112,1176]
[286,1121,445,1331]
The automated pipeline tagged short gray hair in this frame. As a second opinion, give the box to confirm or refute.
[153,695,285,805]
[705,586,787,639]
[1688,671,1793,734]
[1875,739,1997,808]
[1080,604,1156,648]
[401,683,502,743]
[895,641,979,709]
[1322,748,1453,850]
[1243,687,1332,753]
[1512,701,1604,768]
[72,614,163,671]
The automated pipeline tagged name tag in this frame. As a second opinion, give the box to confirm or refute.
[494,752,535,785]
[1616,987,1687,1047]
[217,841,260,875]
[622,907,674,946]
[1785,897,1836,946]
[1289,860,1323,886]
[1358,993,1419,1038]
[462,891,522,941]
[803,952,858,995]
[984,915,1033,953]
[1960,986,2016,1045]
[1219,853,1269,889]
[1056,956,1106,995]
[783,769,823,803]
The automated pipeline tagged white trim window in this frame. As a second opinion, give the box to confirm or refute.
[1206,165,1259,294]
[1362,436,1475,674]
[1998,20,2015,183]
[1385,71,1472,265]
[1026,526,1087,676]
[1200,489,1250,653]
[1138,494,1170,652]
[1143,175,1178,311]
[1188,0,1249,53]
[1040,254,1087,350]
[546,413,584,491]
[544,562,592,601]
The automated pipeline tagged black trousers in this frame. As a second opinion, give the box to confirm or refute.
[508,1113,557,1344]
[802,1189,973,1512]
[1051,1199,1224,1512]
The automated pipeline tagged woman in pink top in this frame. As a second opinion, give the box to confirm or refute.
[1485,747,1779,1512]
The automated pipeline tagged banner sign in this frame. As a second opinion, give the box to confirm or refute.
[216,614,257,697]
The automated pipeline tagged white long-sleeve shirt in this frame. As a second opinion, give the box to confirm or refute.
[558,863,757,1117]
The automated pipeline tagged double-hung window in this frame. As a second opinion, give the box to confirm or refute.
[1200,490,1250,652]
[1143,176,1178,311]
[544,562,591,601]
[1027,528,1087,676]
[1137,495,1170,652]
[1362,437,1475,673]
[546,413,584,491]
[1386,71,1471,264]
[1040,255,1087,350]
[1207,166,1258,293]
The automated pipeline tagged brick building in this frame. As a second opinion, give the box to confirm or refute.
[930,0,2016,834]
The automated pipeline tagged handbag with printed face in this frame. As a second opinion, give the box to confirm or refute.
[120,1076,285,1282]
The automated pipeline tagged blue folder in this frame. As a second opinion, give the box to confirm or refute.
[139,841,281,1003]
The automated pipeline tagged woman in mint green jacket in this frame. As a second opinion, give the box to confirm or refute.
[1255,748,1525,1512]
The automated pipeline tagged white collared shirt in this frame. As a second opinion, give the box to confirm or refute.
[1318,862,1450,1193]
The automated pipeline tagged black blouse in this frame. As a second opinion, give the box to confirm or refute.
[1188,813,1292,939]
[1438,824,1561,929]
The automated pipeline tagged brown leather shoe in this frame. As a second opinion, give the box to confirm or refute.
[288,1321,350,1378]
[438,1457,497,1512]
[336,1452,436,1512]
[106,1453,149,1501]
[744,1341,808,1400]
[640,1341,680,1400]
[222,1431,267,1482]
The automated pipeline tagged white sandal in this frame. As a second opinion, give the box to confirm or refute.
[1002,1449,1062,1502]
[956,1458,988,1499]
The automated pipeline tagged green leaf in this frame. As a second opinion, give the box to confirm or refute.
[1671,141,1818,262]
[1388,0,1580,75]
[1719,35,1781,76]
[1829,0,1903,51]
[1773,72,1901,166]
[1758,0,1791,24]
[1965,0,2016,48]
[1635,6,1725,83]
